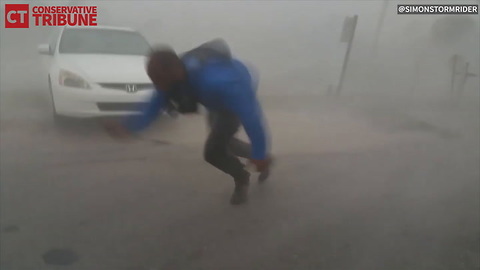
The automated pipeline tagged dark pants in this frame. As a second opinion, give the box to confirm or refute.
[204,110,251,181]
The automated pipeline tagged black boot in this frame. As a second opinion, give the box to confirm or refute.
[230,174,250,205]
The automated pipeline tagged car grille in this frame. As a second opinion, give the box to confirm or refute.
[97,102,147,112]
[98,83,154,92]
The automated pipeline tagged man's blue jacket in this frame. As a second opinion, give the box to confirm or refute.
[124,55,268,160]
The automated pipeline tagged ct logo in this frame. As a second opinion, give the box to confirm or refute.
[4,4,30,28]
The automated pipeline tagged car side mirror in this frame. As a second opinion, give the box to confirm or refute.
[38,44,52,55]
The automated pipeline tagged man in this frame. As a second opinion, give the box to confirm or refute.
[105,40,272,205]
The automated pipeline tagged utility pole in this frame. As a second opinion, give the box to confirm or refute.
[368,1,388,95]
[450,54,459,96]
[336,15,358,95]
[372,0,389,58]
[457,62,478,97]
[449,54,478,98]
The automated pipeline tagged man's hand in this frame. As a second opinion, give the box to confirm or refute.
[101,119,134,141]
[248,156,273,172]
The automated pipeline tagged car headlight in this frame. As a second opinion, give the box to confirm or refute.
[59,69,91,89]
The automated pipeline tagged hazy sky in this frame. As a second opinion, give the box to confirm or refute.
[2,0,479,95]
[94,0,479,94]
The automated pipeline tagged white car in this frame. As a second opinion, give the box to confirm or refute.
[38,25,155,123]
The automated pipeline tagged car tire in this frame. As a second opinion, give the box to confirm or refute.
[48,77,68,125]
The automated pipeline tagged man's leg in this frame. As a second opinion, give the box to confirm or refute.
[207,111,271,182]
[207,111,251,159]
[204,110,250,204]
[229,138,251,159]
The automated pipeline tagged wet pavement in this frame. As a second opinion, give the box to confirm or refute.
[1,84,479,269]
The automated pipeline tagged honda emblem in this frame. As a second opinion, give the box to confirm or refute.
[126,84,137,93]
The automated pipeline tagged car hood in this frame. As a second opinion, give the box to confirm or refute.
[57,54,151,83]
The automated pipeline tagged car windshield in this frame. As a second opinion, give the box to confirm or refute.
[59,28,151,55]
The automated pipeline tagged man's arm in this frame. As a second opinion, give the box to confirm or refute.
[123,90,166,133]
[223,82,269,161]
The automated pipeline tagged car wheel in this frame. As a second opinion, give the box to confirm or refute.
[48,77,68,125]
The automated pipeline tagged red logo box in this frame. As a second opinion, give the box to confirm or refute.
[5,4,30,28]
